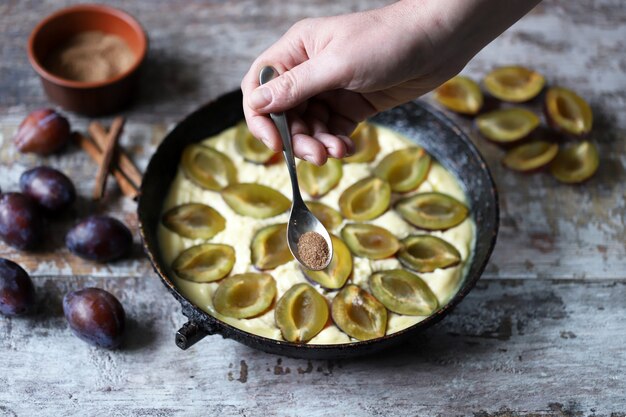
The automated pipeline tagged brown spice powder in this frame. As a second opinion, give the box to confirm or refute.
[297,231,330,270]
[44,31,136,83]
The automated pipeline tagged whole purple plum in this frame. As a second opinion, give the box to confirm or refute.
[0,193,43,250]
[66,216,133,262]
[63,287,125,349]
[13,109,70,155]
[20,166,76,212]
[0,258,36,316]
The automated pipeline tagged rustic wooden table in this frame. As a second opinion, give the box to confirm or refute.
[1,1,625,416]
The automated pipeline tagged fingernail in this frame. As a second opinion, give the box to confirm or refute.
[249,87,272,109]
[261,138,277,152]
[339,135,355,156]
[302,153,317,165]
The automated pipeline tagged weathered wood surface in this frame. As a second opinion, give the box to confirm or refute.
[0,0,625,415]
[1,277,625,416]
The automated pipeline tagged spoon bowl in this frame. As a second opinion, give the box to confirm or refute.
[287,201,333,270]
[259,66,333,270]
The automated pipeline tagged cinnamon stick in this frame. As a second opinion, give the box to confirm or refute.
[88,122,142,188]
[93,117,125,199]
[72,133,139,199]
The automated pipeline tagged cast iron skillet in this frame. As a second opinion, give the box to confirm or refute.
[138,90,499,359]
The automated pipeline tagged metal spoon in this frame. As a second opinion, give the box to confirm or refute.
[259,65,333,270]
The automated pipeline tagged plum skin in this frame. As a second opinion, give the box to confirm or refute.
[13,108,70,155]
[66,216,133,262]
[0,258,36,316]
[20,166,76,212]
[0,192,43,250]
[63,288,125,349]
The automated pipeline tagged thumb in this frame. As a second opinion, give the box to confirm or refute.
[248,56,342,113]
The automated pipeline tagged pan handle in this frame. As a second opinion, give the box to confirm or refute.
[175,320,208,350]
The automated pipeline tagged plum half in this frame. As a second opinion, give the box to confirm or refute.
[331,284,387,341]
[161,203,226,240]
[434,76,483,115]
[306,201,343,232]
[213,273,276,319]
[344,123,380,163]
[338,177,391,221]
[235,122,277,164]
[221,183,290,218]
[545,87,593,136]
[476,108,540,144]
[181,144,237,190]
[483,66,545,102]
[341,223,400,259]
[303,234,352,289]
[396,192,469,230]
[502,141,559,172]
[369,269,438,316]
[251,223,293,270]
[297,158,343,198]
[172,243,235,283]
[275,283,329,343]
[549,141,599,184]
[374,147,431,192]
[397,235,461,273]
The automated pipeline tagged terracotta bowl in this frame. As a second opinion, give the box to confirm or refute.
[27,4,147,116]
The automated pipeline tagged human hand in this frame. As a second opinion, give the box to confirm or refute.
[241,0,540,165]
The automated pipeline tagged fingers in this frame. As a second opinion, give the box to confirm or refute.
[241,102,282,153]
[241,31,309,154]
[285,112,327,165]
[247,55,344,114]
[242,65,283,152]
[318,89,378,121]
[292,133,328,166]
[240,17,363,164]
[337,135,355,156]
[302,103,351,159]
[312,133,348,160]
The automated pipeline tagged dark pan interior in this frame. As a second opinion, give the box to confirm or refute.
[138,90,499,359]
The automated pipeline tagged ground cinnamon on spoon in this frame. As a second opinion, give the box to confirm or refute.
[298,232,330,270]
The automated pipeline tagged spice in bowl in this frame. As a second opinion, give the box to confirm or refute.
[44,31,136,83]
[297,231,330,270]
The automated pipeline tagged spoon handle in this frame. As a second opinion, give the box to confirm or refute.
[259,66,304,205]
